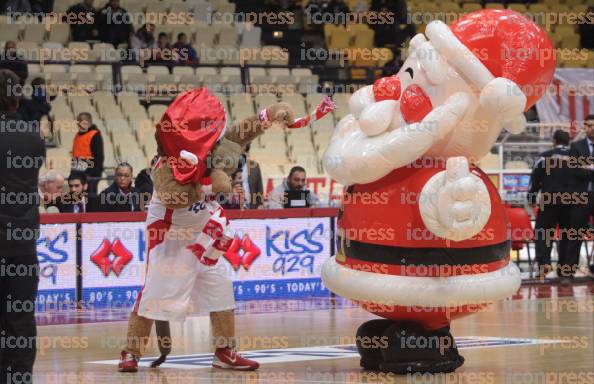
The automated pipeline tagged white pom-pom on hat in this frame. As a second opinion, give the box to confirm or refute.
[180,150,199,165]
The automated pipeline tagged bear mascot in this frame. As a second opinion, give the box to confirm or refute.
[321,9,556,373]
[118,88,296,372]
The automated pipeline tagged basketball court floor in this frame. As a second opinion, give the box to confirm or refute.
[33,281,593,383]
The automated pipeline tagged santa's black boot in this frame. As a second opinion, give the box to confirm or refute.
[355,319,393,370]
[379,322,464,374]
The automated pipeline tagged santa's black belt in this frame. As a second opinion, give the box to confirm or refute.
[337,236,510,266]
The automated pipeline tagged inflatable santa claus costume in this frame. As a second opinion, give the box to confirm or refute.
[322,10,556,373]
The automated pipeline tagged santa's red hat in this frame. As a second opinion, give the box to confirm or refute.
[425,9,556,133]
[157,88,227,184]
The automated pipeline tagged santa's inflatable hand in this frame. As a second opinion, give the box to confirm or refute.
[419,157,491,241]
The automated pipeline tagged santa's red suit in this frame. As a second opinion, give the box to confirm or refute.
[327,160,517,330]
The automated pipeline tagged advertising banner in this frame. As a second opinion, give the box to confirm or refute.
[78,217,333,308]
[223,217,332,300]
[36,224,77,311]
[81,222,147,309]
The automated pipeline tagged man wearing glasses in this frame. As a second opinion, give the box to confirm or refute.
[567,115,594,280]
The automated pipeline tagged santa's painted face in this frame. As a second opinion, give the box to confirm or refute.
[324,34,494,186]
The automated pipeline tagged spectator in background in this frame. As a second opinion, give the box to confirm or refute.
[267,166,320,208]
[239,144,264,209]
[567,115,594,280]
[65,0,98,41]
[223,170,245,210]
[304,0,324,22]
[18,77,51,124]
[97,0,133,48]
[57,172,98,212]
[130,23,156,62]
[2,0,32,13]
[528,130,573,281]
[172,33,198,63]
[578,6,594,50]
[0,41,28,84]
[38,169,65,212]
[134,156,157,210]
[326,0,349,19]
[0,68,45,384]
[154,32,172,63]
[99,162,142,212]
[71,112,104,194]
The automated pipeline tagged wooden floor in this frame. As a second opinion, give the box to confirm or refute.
[33,282,594,384]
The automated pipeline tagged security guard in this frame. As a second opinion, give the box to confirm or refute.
[71,112,104,194]
[528,129,575,279]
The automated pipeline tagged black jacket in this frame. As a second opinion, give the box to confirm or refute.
[97,5,133,47]
[0,111,46,251]
[72,125,104,177]
[65,2,97,41]
[98,182,142,212]
[0,51,28,84]
[56,193,100,213]
[134,168,153,209]
[569,138,594,193]
[18,97,51,123]
[528,145,575,204]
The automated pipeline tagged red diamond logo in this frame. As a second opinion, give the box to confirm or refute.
[223,234,261,271]
[90,238,133,277]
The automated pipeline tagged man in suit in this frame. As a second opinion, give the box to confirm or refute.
[528,130,574,280]
[568,114,594,279]
[240,145,265,209]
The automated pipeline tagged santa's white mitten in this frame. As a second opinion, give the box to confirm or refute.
[419,157,491,241]
[479,77,527,133]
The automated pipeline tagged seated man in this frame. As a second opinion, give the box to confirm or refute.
[57,172,99,213]
[267,166,320,208]
[98,162,142,212]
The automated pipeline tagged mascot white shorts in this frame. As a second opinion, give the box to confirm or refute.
[134,197,236,321]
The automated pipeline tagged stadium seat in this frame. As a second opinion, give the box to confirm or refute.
[0,23,20,41]
[507,4,528,13]
[23,23,46,43]
[485,3,504,9]
[47,24,70,44]
[332,93,351,122]
[228,93,255,120]
[240,25,262,47]
[148,104,168,122]
[462,3,482,12]
[147,66,170,75]
[172,66,195,77]
[177,74,202,89]
[281,93,308,117]
[193,27,217,47]
[218,26,238,47]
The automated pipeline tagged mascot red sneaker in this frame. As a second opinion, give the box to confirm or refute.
[118,88,295,372]
[322,10,555,374]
